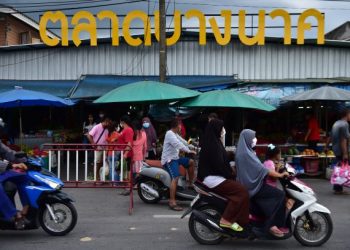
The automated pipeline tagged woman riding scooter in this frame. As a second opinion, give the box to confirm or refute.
[0,140,30,229]
[235,129,289,238]
[197,119,249,232]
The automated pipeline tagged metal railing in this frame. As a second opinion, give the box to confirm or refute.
[42,143,134,214]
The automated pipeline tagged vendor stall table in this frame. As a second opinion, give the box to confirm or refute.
[14,136,53,148]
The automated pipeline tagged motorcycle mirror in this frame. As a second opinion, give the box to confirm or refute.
[286,163,296,175]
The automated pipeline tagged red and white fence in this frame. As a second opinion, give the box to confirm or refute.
[42,143,134,214]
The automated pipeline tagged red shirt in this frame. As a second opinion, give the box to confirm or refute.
[106,131,120,156]
[308,117,320,141]
[117,127,134,158]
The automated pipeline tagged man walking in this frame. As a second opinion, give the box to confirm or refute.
[331,109,350,194]
[161,120,196,211]
[88,117,111,181]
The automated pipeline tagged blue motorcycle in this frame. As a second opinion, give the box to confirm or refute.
[0,157,78,236]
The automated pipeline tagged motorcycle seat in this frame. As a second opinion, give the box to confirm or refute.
[144,160,163,168]
[193,180,228,202]
[144,160,187,176]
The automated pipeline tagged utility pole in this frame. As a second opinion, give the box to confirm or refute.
[159,0,167,82]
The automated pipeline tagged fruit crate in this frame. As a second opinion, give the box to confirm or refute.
[301,157,320,175]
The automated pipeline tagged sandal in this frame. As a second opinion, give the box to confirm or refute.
[14,217,26,230]
[279,227,290,234]
[269,226,284,238]
[168,204,183,211]
[220,222,243,232]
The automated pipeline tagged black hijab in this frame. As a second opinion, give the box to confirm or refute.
[197,119,232,181]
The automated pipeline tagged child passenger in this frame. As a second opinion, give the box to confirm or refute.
[263,144,282,187]
[264,144,295,214]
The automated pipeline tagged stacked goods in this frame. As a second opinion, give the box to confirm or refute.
[301,149,317,156]
[287,147,300,155]
[326,150,335,157]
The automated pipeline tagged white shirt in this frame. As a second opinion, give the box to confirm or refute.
[161,130,191,165]
[203,175,226,189]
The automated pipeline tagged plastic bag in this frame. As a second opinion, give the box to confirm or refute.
[330,162,350,187]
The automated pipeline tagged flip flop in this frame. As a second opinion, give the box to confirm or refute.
[14,217,26,230]
[220,222,243,232]
[169,204,183,211]
[269,227,284,238]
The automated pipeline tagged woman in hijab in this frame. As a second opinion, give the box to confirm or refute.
[142,117,157,159]
[198,119,249,232]
[235,129,289,238]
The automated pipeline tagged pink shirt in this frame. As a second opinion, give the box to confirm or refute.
[263,160,277,187]
[132,131,147,161]
[89,123,108,145]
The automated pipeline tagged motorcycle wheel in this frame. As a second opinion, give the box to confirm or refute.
[294,211,333,247]
[39,201,78,236]
[137,178,162,204]
[188,205,224,245]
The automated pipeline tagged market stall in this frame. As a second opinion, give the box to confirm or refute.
[255,143,335,177]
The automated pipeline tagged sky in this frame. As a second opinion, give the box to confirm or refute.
[1,0,350,39]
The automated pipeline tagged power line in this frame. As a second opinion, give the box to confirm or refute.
[113,0,155,76]
[2,0,110,5]
[149,0,350,11]
[1,0,113,8]
[1,0,146,14]
[0,49,61,68]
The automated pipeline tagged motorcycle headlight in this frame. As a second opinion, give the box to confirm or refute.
[45,179,61,189]
[34,174,61,189]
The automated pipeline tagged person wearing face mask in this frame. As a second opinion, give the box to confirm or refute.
[142,117,157,159]
[235,129,289,238]
[98,111,106,123]
[116,115,134,195]
[83,114,96,144]
[198,119,249,232]
[208,113,226,146]
[87,117,111,181]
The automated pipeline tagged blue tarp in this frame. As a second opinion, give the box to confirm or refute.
[69,75,239,99]
[0,80,76,98]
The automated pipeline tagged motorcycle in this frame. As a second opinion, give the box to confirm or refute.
[1,157,78,236]
[137,160,197,204]
[182,163,333,247]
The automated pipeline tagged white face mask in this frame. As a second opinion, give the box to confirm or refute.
[251,137,258,148]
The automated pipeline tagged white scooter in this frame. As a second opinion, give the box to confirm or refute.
[136,160,197,204]
[183,163,333,247]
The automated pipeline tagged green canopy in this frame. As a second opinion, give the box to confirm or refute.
[181,89,276,111]
[94,81,199,103]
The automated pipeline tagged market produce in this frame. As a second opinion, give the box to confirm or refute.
[287,147,300,155]
[301,149,317,156]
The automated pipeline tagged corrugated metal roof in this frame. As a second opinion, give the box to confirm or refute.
[1,32,350,81]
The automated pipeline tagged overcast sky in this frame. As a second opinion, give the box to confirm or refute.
[2,0,350,39]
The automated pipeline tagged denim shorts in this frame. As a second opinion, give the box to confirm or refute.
[164,157,190,179]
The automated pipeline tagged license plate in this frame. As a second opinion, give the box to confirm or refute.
[190,195,200,207]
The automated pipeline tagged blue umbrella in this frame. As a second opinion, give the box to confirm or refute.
[0,87,73,107]
[0,87,74,144]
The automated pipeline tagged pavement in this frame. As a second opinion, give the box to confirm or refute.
[0,179,349,250]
